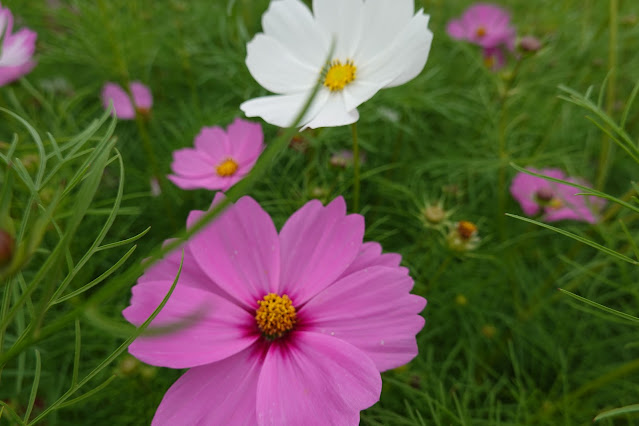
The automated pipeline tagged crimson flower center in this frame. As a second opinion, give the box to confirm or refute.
[323,59,357,92]
[216,158,239,177]
[255,293,297,339]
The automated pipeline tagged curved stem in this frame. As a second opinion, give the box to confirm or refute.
[351,122,360,212]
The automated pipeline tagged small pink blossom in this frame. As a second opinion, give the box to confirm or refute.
[123,195,426,425]
[510,168,605,223]
[0,3,37,86]
[101,81,153,120]
[447,3,516,50]
[168,118,264,192]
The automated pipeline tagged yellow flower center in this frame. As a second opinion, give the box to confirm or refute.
[457,221,478,241]
[476,26,487,37]
[216,158,239,177]
[549,198,563,210]
[323,59,356,92]
[255,293,297,339]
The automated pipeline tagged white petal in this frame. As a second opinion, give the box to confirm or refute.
[261,0,329,70]
[246,34,319,95]
[359,10,433,89]
[313,0,364,59]
[240,90,329,129]
[304,91,359,129]
[342,79,388,112]
[355,0,414,63]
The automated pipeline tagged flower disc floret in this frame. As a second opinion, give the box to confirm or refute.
[255,293,297,339]
[216,158,239,177]
[323,59,356,92]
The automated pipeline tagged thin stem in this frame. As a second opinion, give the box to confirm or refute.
[595,0,618,190]
[351,122,360,212]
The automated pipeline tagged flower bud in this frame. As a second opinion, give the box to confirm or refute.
[519,36,541,52]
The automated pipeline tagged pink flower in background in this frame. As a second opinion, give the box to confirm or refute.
[447,3,516,50]
[0,3,37,86]
[101,81,153,120]
[168,118,264,191]
[123,195,426,425]
[482,46,506,70]
[510,168,605,223]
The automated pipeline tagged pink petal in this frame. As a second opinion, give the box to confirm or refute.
[169,148,214,178]
[123,280,258,368]
[167,173,234,191]
[0,61,35,86]
[193,126,230,163]
[188,196,280,310]
[152,345,264,425]
[101,82,135,119]
[301,266,426,371]
[130,81,153,109]
[446,19,466,39]
[139,239,232,300]
[256,332,381,425]
[227,118,265,168]
[338,241,403,279]
[279,197,364,305]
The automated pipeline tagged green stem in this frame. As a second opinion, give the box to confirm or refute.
[595,0,618,190]
[352,123,360,212]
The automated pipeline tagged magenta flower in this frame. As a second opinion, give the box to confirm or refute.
[0,3,37,87]
[510,168,605,223]
[101,81,153,120]
[168,118,264,191]
[123,195,426,425]
[447,3,516,50]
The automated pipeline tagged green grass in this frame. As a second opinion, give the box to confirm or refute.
[1,0,639,424]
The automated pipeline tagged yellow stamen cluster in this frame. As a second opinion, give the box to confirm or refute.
[255,293,297,339]
[216,158,239,177]
[323,59,356,92]
[457,221,478,241]
[549,198,563,210]
[476,26,487,37]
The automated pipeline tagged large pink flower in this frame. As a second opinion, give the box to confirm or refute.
[168,118,264,191]
[510,168,605,223]
[101,81,153,120]
[123,195,426,425]
[447,3,516,50]
[0,3,37,86]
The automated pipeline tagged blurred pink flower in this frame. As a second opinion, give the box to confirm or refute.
[330,149,366,168]
[0,3,37,86]
[168,118,264,191]
[482,46,506,70]
[101,81,153,120]
[447,3,516,50]
[123,195,426,425]
[510,168,605,223]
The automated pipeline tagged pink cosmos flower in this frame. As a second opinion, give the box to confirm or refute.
[447,3,516,50]
[0,3,37,87]
[510,168,605,223]
[123,195,426,425]
[168,118,264,191]
[101,81,153,120]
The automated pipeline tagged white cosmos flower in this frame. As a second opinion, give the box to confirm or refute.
[240,0,433,129]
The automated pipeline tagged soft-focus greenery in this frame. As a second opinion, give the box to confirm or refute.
[1,0,639,424]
